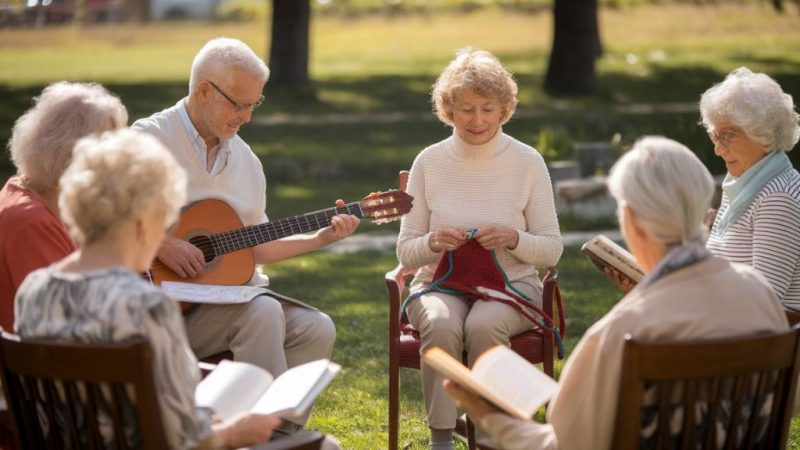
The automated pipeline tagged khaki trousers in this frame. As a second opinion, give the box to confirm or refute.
[184,295,336,375]
[184,296,335,425]
[406,279,541,429]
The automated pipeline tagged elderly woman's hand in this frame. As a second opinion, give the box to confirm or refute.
[443,379,502,421]
[429,227,468,252]
[603,267,635,294]
[474,224,519,251]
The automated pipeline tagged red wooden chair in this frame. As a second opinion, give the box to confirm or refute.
[387,171,565,450]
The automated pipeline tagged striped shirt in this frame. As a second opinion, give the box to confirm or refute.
[707,168,800,311]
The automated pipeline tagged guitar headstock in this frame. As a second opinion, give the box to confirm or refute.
[360,190,414,224]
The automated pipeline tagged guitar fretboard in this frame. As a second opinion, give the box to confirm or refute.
[210,202,364,255]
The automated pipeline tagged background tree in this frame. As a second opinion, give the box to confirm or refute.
[544,0,602,96]
[268,0,312,92]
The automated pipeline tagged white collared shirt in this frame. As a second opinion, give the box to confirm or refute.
[176,99,231,176]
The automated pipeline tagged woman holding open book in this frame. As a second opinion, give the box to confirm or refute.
[397,48,563,450]
[700,68,800,311]
[443,136,789,450]
[13,130,283,449]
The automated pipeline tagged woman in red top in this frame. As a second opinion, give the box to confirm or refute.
[0,81,127,330]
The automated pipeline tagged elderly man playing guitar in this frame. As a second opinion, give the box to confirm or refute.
[132,37,410,433]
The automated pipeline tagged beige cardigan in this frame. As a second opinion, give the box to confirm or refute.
[479,256,789,450]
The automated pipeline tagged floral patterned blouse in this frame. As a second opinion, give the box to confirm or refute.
[14,266,213,449]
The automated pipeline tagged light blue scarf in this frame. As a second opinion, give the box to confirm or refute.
[638,242,711,289]
[716,151,792,236]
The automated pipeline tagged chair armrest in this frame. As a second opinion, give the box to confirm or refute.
[247,430,325,450]
[541,266,558,318]
[385,265,416,311]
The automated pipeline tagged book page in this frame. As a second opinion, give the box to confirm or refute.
[423,347,558,419]
[251,359,341,419]
[195,360,274,422]
[471,346,559,418]
[161,281,267,304]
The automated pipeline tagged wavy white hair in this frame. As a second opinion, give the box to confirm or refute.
[59,129,187,246]
[189,37,270,93]
[700,67,800,153]
[8,82,127,194]
[608,136,714,247]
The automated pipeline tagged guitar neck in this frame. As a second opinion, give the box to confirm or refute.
[210,201,364,256]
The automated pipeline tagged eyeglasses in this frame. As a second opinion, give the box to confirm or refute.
[708,128,741,148]
[207,81,264,113]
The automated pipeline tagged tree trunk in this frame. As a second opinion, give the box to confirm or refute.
[268,0,312,90]
[544,0,602,96]
[124,0,151,23]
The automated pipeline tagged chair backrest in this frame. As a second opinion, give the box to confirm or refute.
[0,331,168,450]
[612,326,800,450]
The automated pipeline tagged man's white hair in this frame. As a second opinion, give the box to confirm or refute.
[189,37,270,93]
[608,136,714,247]
[700,67,800,153]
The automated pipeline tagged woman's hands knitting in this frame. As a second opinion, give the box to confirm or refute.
[474,224,519,251]
[429,227,468,252]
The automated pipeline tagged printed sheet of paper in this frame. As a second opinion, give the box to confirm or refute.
[161,281,266,304]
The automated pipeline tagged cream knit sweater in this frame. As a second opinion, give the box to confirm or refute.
[397,129,563,287]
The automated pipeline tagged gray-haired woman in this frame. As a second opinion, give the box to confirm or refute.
[0,81,127,331]
[443,136,788,450]
[701,67,800,311]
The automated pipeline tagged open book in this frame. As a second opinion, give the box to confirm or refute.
[160,282,318,311]
[581,234,644,287]
[423,345,558,419]
[195,359,340,421]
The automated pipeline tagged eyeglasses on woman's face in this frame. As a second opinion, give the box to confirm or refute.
[207,80,265,113]
[707,128,742,148]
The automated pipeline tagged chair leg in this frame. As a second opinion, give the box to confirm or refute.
[389,354,400,450]
[467,418,476,450]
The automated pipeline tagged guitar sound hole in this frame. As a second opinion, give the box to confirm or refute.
[188,236,217,263]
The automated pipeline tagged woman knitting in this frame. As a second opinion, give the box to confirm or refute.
[396,48,563,450]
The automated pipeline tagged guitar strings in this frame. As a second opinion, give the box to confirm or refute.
[192,203,365,256]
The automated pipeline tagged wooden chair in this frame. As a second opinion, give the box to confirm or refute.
[387,171,565,450]
[612,326,800,450]
[0,331,325,450]
[785,310,800,327]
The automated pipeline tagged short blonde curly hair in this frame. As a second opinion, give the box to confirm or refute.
[59,129,187,246]
[431,48,518,126]
[8,82,127,195]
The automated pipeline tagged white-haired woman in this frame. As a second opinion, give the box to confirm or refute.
[397,48,562,449]
[443,136,789,450]
[14,129,280,449]
[700,67,800,311]
[0,81,127,331]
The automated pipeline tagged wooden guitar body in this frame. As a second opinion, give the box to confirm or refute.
[150,199,255,286]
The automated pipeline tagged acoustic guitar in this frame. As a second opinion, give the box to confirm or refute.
[148,190,413,310]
